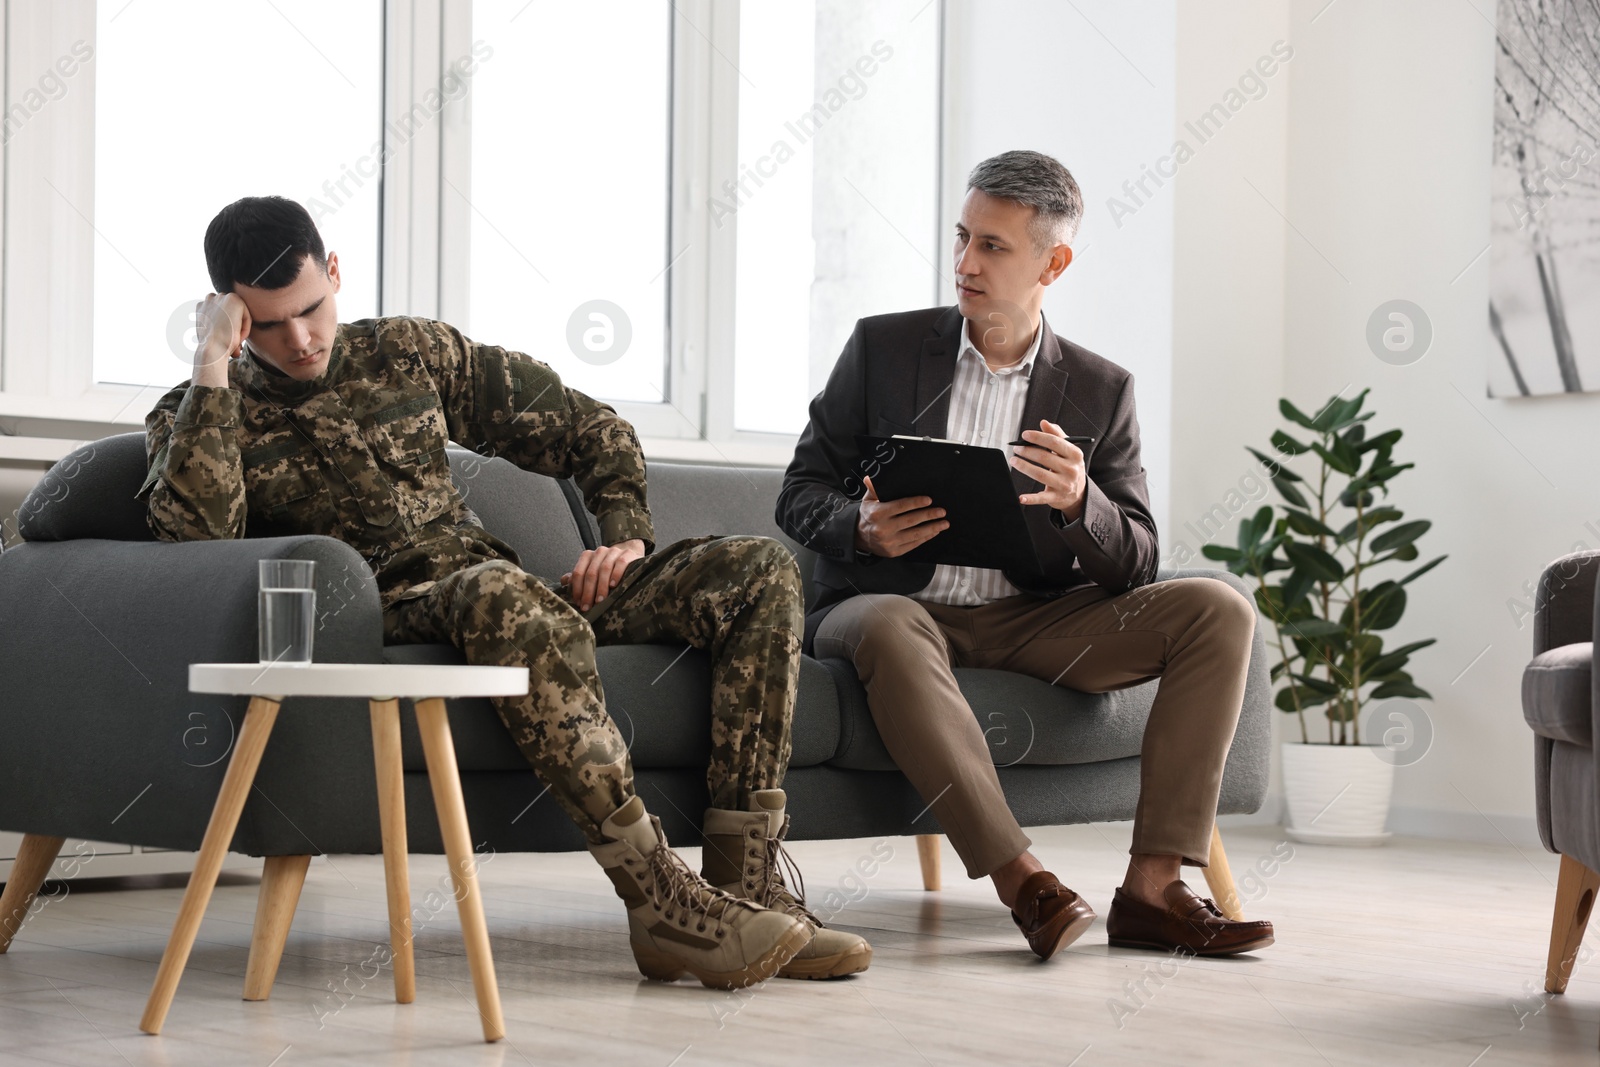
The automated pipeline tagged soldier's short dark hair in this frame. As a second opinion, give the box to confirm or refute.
[966,150,1084,251]
[204,196,327,293]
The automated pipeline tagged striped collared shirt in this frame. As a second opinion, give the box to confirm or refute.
[912,315,1043,607]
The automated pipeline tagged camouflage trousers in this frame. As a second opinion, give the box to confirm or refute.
[381,534,803,842]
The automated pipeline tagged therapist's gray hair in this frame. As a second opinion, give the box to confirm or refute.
[966,150,1083,251]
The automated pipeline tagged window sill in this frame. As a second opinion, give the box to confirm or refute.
[639,436,796,468]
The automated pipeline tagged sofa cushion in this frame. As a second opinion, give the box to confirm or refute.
[606,462,820,612]
[443,447,588,579]
[1524,642,1594,746]
[383,642,840,772]
[822,660,1156,770]
[19,433,153,542]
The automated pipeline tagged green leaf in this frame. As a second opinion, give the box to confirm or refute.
[1280,569,1316,611]
[1242,506,1274,549]
[1284,617,1345,639]
[1313,389,1370,432]
[1249,446,1301,480]
[1339,488,1376,509]
[1276,685,1334,711]
[1284,542,1346,582]
[1310,441,1358,476]
[1370,520,1431,554]
[1370,680,1431,699]
[1364,461,1414,484]
[1357,428,1402,453]
[1398,555,1447,586]
[1279,399,1317,429]
[1363,638,1436,678]
[1201,544,1242,562]
[1359,582,1407,630]
[1283,508,1338,538]
[1307,398,1346,432]
[1293,672,1342,694]
[1341,506,1404,542]
[1273,476,1308,508]
[1270,429,1311,456]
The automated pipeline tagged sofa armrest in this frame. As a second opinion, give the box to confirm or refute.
[1533,550,1600,656]
[0,535,385,855]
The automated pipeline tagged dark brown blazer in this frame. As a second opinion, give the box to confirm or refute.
[776,305,1160,649]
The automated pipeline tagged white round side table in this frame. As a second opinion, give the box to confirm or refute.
[139,663,528,1044]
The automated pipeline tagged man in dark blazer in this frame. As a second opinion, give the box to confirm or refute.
[777,150,1275,961]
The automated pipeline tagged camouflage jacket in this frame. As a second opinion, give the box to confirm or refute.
[139,316,654,610]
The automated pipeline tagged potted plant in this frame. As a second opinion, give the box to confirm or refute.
[1203,389,1446,844]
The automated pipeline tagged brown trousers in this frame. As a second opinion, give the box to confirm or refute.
[813,577,1256,878]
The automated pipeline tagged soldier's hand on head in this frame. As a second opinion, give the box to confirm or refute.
[561,538,646,611]
[193,292,251,389]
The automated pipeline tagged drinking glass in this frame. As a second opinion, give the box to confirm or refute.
[259,559,316,666]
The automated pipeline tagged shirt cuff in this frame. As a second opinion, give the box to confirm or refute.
[599,508,655,552]
[175,385,242,428]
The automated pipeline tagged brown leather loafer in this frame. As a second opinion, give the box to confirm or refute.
[1105,880,1274,957]
[1009,870,1096,960]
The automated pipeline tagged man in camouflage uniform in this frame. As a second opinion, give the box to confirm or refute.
[139,196,869,987]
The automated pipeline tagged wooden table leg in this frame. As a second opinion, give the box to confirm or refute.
[1203,824,1244,921]
[369,697,416,1004]
[414,697,503,1043]
[0,834,66,953]
[141,696,282,1036]
[242,854,311,1001]
[915,835,942,892]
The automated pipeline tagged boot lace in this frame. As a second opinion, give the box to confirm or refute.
[754,827,825,928]
[644,844,753,936]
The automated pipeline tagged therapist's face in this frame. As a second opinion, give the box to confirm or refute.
[953,189,1071,347]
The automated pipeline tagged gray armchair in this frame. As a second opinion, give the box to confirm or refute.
[1522,549,1600,1029]
[0,432,1271,976]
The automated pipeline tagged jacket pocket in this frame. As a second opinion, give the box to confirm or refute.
[370,395,448,462]
[243,445,336,534]
[366,395,454,529]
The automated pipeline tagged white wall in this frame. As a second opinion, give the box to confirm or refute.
[942,0,1176,536]
[1169,0,1295,810]
[1276,0,1570,842]
[954,0,1570,842]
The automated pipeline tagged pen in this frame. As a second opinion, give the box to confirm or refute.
[1007,435,1096,447]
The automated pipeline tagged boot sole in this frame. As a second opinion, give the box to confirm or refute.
[777,941,873,980]
[633,922,811,990]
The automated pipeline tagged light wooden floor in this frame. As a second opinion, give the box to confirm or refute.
[0,824,1588,1066]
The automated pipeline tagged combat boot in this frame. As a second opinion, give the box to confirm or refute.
[702,789,873,980]
[589,795,809,989]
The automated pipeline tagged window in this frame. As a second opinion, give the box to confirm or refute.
[725,0,942,436]
[465,0,672,407]
[92,0,382,389]
[1,1,942,458]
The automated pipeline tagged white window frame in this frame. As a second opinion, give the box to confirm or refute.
[0,0,944,469]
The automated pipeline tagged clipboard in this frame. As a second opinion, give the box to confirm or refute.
[854,434,1044,577]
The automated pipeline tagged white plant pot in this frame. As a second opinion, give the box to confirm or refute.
[1281,741,1395,845]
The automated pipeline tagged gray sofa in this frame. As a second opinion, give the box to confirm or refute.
[0,432,1268,871]
[1521,549,1600,1018]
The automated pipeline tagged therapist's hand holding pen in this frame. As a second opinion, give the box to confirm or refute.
[1009,420,1095,521]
